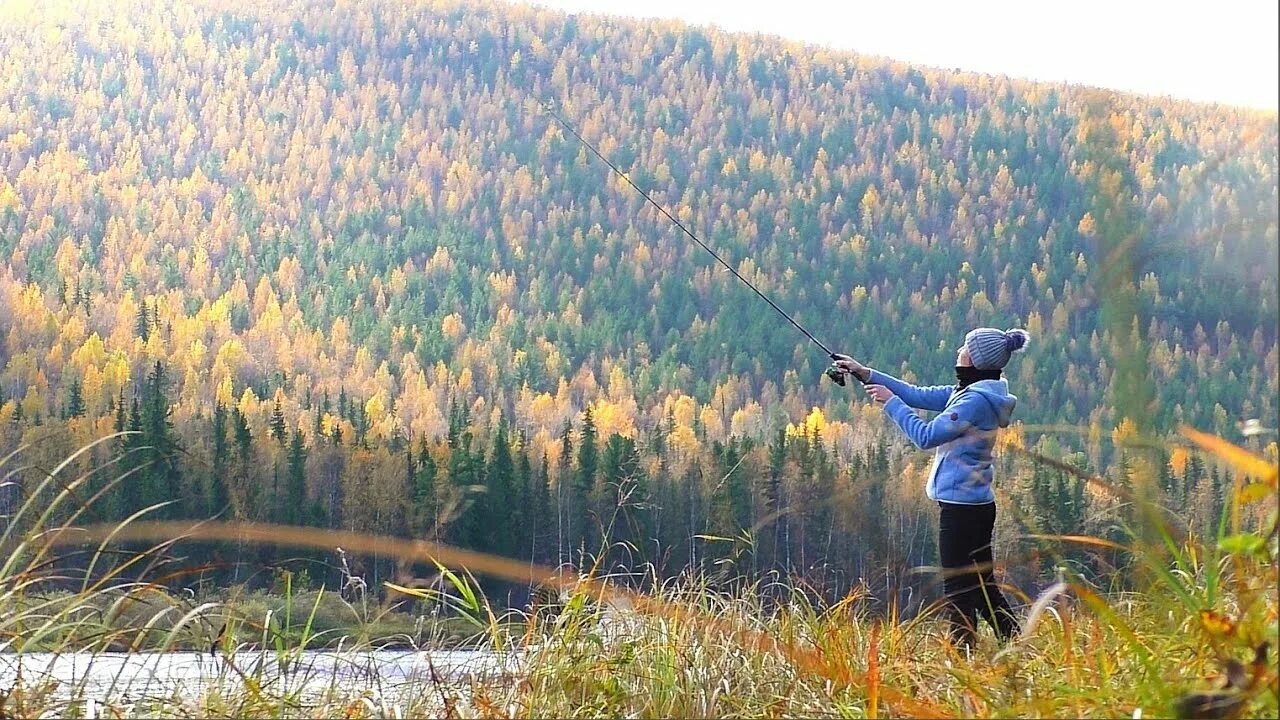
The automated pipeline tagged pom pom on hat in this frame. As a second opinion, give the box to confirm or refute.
[1004,328,1029,353]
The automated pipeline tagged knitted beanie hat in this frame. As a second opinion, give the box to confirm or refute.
[964,327,1030,370]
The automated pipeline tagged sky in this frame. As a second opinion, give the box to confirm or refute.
[529,0,1279,111]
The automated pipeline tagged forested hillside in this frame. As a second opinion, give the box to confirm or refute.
[0,0,1275,595]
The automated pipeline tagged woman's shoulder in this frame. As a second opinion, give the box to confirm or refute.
[946,387,1000,415]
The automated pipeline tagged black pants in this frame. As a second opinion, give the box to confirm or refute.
[938,501,1019,644]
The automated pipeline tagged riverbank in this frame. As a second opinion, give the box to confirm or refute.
[4,572,1276,718]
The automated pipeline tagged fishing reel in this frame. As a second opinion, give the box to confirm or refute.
[825,357,866,386]
[825,364,849,386]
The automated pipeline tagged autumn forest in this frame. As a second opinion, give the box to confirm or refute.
[0,0,1276,603]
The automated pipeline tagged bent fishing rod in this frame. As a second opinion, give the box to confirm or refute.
[539,99,863,387]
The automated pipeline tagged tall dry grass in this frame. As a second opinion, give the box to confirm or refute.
[1,428,1276,718]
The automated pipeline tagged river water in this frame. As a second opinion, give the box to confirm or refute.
[0,649,512,713]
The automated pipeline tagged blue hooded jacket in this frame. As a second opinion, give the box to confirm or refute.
[868,369,1017,505]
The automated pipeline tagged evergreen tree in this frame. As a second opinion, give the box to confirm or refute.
[555,419,573,566]
[118,395,144,515]
[447,396,471,449]
[270,396,287,445]
[534,453,553,565]
[125,394,143,435]
[513,440,534,560]
[231,405,255,515]
[411,439,438,538]
[353,397,369,448]
[447,430,480,548]
[767,427,789,573]
[601,433,650,562]
[134,299,151,342]
[572,407,599,555]
[65,379,85,419]
[286,428,307,525]
[711,440,751,534]
[140,361,182,520]
[113,388,126,435]
[208,402,231,517]
[483,421,516,557]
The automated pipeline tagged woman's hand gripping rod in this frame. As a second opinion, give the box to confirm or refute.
[826,354,869,386]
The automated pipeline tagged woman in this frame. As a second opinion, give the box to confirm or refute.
[832,327,1028,646]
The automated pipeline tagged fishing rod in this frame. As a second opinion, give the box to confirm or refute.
[539,99,863,386]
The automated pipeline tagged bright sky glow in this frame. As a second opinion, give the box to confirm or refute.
[529,0,1279,111]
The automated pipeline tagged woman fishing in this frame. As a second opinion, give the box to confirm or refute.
[832,327,1028,646]
[543,97,1028,645]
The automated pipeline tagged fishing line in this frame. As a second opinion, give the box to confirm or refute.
[539,99,859,384]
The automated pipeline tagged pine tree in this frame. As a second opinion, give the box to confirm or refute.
[353,397,369,448]
[555,419,573,566]
[286,429,307,525]
[533,453,553,564]
[270,396,287,445]
[135,299,151,341]
[65,379,86,419]
[231,405,255,514]
[208,402,231,517]
[767,427,789,573]
[117,395,144,516]
[447,430,480,548]
[514,440,533,561]
[572,407,599,555]
[484,421,516,557]
[114,388,126,433]
[601,433,650,561]
[411,439,438,539]
[140,361,181,520]
[447,396,471,449]
[706,440,747,568]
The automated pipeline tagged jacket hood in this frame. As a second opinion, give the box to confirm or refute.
[964,378,1017,427]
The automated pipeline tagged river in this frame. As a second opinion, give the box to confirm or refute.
[0,649,514,714]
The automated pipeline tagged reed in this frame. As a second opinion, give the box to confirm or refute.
[0,431,1275,718]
